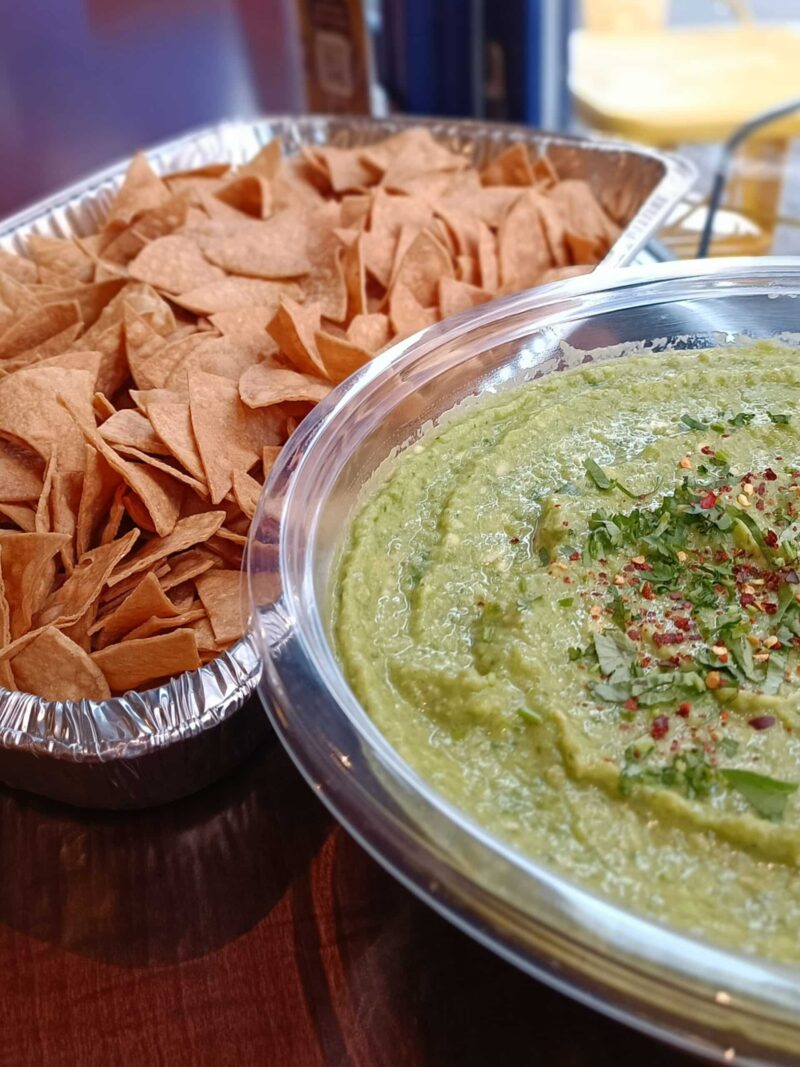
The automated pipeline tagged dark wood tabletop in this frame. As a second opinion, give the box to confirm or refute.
[0,727,700,1067]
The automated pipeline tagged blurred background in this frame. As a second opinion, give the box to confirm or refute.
[2,0,800,257]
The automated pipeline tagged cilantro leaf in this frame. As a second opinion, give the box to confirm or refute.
[727,412,755,428]
[585,458,612,491]
[763,650,787,695]
[720,768,798,821]
[593,631,634,679]
[768,412,790,425]
[680,414,708,431]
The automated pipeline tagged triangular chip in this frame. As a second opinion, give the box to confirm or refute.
[91,628,200,694]
[11,626,110,701]
[238,363,331,409]
[189,371,281,504]
[91,571,180,647]
[36,530,139,628]
[195,569,245,645]
[106,511,226,587]
[314,332,372,385]
[128,235,225,294]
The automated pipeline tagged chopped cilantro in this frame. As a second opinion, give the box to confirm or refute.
[720,769,797,822]
[585,458,612,490]
[680,414,708,431]
[768,412,790,425]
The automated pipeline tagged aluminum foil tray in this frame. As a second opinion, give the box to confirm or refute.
[0,114,694,809]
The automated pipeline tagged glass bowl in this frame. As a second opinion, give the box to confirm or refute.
[247,258,800,1065]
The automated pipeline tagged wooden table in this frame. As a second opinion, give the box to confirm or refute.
[0,725,699,1066]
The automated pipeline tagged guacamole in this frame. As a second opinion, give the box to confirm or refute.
[334,343,800,962]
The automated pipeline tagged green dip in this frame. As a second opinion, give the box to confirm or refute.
[334,342,800,962]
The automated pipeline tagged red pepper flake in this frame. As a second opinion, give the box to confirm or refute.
[756,483,766,496]
[668,591,683,601]
[700,446,714,456]
[764,530,779,548]
[715,549,730,563]
[562,520,569,527]
[623,697,638,712]
[627,628,641,641]
[740,593,756,607]
[699,490,717,510]
[677,702,691,718]
[756,500,766,511]
[673,616,691,632]
[764,468,778,481]
[764,602,778,615]
[650,715,670,740]
[749,715,776,731]
[569,550,580,561]
[641,582,655,600]
[653,632,686,646]
[509,536,520,544]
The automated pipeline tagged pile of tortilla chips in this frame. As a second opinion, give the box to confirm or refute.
[0,128,620,702]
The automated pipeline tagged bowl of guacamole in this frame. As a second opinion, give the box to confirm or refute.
[249,259,800,1063]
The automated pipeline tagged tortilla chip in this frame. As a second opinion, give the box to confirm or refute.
[145,400,206,482]
[0,250,37,285]
[209,307,278,339]
[0,301,82,361]
[0,546,11,645]
[189,370,281,504]
[213,175,272,219]
[34,452,57,533]
[128,235,225,294]
[160,549,218,591]
[63,397,184,536]
[548,180,620,254]
[538,264,595,284]
[26,235,94,284]
[0,438,43,503]
[99,408,173,455]
[170,334,269,389]
[194,568,245,645]
[199,211,311,279]
[346,312,391,353]
[0,531,70,638]
[314,331,372,385]
[104,153,170,231]
[476,221,499,291]
[123,607,205,643]
[91,628,200,693]
[239,363,331,409]
[101,194,190,266]
[302,206,348,322]
[238,140,282,180]
[173,276,302,316]
[107,511,226,587]
[78,281,175,348]
[76,446,120,557]
[262,445,282,482]
[392,230,454,307]
[481,143,534,187]
[100,485,127,545]
[36,529,139,628]
[266,297,326,377]
[231,469,262,520]
[0,503,35,532]
[51,470,83,570]
[438,278,492,319]
[498,190,553,291]
[113,445,205,497]
[342,235,368,319]
[0,366,95,473]
[90,570,179,647]
[388,283,438,339]
[12,626,110,701]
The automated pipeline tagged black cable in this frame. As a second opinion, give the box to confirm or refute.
[697,96,800,258]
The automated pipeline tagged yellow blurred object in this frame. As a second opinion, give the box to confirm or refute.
[570,3,800,255]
